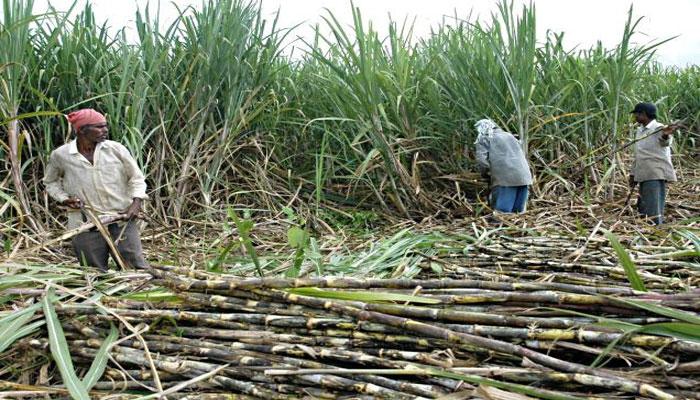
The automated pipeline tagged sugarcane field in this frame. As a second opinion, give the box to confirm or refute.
[1,0,700,398]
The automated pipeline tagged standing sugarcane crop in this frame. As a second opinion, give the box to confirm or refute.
[474,119,533,214]
[629,102,678,225]
[43,108,149,270]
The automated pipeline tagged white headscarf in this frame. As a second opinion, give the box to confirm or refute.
[474,118,499,144]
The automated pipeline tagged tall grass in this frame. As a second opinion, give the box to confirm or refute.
[1,0,42,232]
[0,0,698,233]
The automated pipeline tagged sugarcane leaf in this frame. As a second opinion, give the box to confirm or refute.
[287,287,440,304]
[597,319,700,343]
[427,368,583,400]
[589,326,636,368]
[0,188,23,225]
[309,237,324,276]
[1,320,45,351]
[82,324,118,390]
[604,230,646,291]
[676,229,700,253]
[656,249,700,260]
[637,322,700,343]
[0,307,38,353]
[207,240,241,273]
[0,110,62,126]
[607,296,700,325]
[228,208,254,234]
[43,290,90,400]
[121,288,180,302]
[0,274,71,291]
[592,320,640,333]
[430,262,443,275]
[0,295,16,305]
[286,247,305,278]
[228,208,263,277]
[287,226,309,248]
[0,301,43,324]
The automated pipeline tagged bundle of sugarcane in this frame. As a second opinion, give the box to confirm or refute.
[3,209,700,400]
[11,262,689,400]
[408,224,700,291]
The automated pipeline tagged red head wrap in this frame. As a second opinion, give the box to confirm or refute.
[66,109,106,132]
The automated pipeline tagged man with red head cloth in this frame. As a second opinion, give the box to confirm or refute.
[44,109,148,270]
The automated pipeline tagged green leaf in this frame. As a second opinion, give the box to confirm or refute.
[121,288,180,302]
[43,289,90,400]
[0,188,24,226]
[0,274,72,291]
[427,368,583,400]
[4,320,45,346]
[0,110,62,126]
[309,237,324,277]
[286,247,306,278]
[0,308,39,353]
[590,329,631,368]
[638,322,700,343]
[430,262,443,275]
[607,296,700,325]
[592,320,640,333]
[0,300,43,322]
[604,230,646,291]
[287,226,309,249]
[228,208,263,277]
[677,229,700,253]
[207,240,241,273]
[83,324,118,390]
[287,287,441,304]
[282,206,296,222]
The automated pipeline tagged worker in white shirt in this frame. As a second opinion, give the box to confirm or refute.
[44,108,148,270]
[629,102,677,225]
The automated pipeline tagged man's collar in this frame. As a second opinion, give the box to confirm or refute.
[69,139,113,154]
[68,140,79,154]
[644,120,659,129]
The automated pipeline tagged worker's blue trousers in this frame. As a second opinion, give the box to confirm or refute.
[492,185,529,213]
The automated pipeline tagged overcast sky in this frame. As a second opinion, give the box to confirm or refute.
[33,0,700,66]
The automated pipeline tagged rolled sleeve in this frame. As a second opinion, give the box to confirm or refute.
[118,145,148,200]
[43,152,70,203]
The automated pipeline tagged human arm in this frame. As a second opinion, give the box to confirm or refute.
[475,135,490,177]
[117,145,147,219]
[117,145,148,201]
[43,152,79,206]
[658,124,677,147]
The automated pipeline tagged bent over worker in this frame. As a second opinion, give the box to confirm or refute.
[474,119,533,213]
[44,108,148,270]
[629,102,677,225]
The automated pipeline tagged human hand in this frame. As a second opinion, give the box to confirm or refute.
[122,198,142,220]
[62,197,83,209]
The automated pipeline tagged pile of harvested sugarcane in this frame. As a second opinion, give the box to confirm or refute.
[5,255,695,399]
[426,231,700,288]
[3,201,700,399]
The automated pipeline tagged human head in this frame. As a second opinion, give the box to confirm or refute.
[67,109,108,144]
[67,109,106,134]
[474,119,499,143]
[631,102,657,125]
